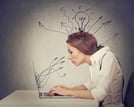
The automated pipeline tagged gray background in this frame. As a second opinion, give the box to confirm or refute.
[0,0,134,100]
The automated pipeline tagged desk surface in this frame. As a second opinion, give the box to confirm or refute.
[0,90,98,107]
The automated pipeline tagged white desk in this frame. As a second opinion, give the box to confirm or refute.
[0,90,98,107]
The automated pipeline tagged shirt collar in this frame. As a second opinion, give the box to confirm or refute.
[90,46,110,65]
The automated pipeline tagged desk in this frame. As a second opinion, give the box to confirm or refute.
[0,90,98,107]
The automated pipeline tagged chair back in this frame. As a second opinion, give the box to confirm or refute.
[124,71,134,107]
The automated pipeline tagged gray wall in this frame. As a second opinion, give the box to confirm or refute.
[0,0,134,99]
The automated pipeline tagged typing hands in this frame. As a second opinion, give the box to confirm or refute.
[48,85,71,96]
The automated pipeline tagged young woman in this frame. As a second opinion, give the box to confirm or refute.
[49,32,124,107]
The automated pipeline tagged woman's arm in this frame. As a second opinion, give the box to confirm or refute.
[68,89,94,99]
[53,84,87,90]
[49,85,94,99]
[71,84,88,90]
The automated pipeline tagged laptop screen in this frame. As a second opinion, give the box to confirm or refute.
[31,57,74,99]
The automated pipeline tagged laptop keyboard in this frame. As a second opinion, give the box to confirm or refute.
[39,92,75,99]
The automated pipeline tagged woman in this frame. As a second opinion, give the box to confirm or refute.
[49,32,124,107]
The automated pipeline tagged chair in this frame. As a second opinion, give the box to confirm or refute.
[124,71,134,107]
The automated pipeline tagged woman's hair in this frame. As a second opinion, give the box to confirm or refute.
[66,32,103,55]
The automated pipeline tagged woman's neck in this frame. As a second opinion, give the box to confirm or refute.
[84,55,91,65]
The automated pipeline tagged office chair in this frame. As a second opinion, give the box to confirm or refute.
[124,71,134,107]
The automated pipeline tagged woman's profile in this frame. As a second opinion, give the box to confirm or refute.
[49,32,124,107]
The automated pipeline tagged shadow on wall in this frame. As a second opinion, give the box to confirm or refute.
[0,73,15,99]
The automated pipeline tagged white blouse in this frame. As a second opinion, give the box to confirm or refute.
[84,46,124,107]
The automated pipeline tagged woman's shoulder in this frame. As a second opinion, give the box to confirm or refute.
[100,46,116,58]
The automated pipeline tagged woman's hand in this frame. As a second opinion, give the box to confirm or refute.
[48,86,71,96]
[48,84,93,99]
[53,84,70,89]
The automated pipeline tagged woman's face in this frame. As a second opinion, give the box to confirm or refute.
[67,43,86,66]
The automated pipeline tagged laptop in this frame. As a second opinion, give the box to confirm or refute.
[32,61,75,99]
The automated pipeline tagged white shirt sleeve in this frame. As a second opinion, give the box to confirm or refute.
[84,79,107,102]
[84,80,92,90]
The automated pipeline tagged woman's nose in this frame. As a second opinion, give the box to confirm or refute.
[68,55,71,60]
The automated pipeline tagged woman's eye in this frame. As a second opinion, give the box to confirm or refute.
[70,51,72,54]
[68,49,72,54]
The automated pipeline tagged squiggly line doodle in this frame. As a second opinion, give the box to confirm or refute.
[32,56,66,89]
[38,6,119,45]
